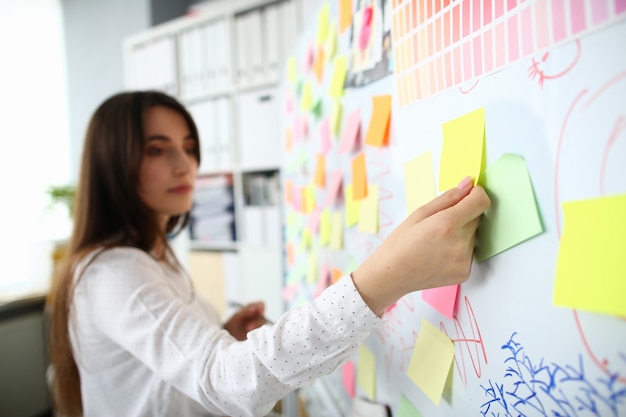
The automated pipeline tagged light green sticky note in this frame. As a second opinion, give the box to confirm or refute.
[475,153,543,262]
[345,184,361,227]
[397,394,424,417]
[316,2,330,45]
[406,319,455,406]
[319,209,331,246]
[286,260,306,285]
[438,108,485,191]
[554,193,626,317]
[312,98,323,119]
[358,184,379,234]
[357,344,376,399]
[300,80,313,111]
[404,151,436,215]
[330,211,343,250]
[329,56,348,98]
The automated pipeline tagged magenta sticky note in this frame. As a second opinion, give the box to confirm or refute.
[339,108,361,154]
[342,360,356,398]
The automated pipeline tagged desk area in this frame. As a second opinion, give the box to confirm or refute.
[0,293,52,417]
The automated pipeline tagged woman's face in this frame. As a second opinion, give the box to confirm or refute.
[139,105,198,227]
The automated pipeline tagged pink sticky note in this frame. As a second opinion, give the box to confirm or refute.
[292,186,303,211]
[319,117,331,155]
[314,264,330,298]
[282,282,299,302]
[422,285,459,319]
[305,43,315,71]
[324,169,344,207]
[339,108,361,154]
[307,207,321,235]
[342,360,356,398]
[285,93,294,113]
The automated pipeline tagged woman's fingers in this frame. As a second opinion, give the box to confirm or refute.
[447,186,491,227]
[410,176,474,222]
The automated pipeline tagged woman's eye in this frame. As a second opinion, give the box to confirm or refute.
[146,147,164,156]
[185,146,197,155]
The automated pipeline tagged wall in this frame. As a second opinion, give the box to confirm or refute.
[62,0,151,180]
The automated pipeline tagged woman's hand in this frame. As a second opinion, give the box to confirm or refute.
[223,302,267,341]
[351,177,491,316]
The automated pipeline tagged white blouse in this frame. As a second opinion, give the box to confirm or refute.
[70,247,382,417]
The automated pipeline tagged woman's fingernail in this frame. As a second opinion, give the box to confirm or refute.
[457,176,473,190]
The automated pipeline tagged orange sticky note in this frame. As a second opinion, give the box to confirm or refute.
[365,95,392,147]
[339,0,353,33]
[314,154,326,187]
[332,267,343,283]
[284,128,293,151]
[351,153,368,200]
[284,179,294,204]
[314,46,325,83]
[286,241,295,266]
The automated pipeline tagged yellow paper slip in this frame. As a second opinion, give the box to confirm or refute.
[553,193,626,317]
[439,107,485,191]
[406,318,455,406]
[357,344,376,399]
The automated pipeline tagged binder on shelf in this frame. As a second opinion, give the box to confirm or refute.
[279,0,298,67]
[201,22,214,96]
[246,9,264,86]
[263,4,280,84]
[214,18,231,94]
[190,174,236,243]
[214,98,232,169]
[188,101,218,172]
[235,14,249,89]
[237,86,281,168]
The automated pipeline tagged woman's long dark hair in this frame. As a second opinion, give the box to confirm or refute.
[47,91,200,416]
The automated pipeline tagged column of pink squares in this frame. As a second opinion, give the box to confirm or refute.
[391,0,626,106]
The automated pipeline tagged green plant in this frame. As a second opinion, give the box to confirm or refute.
[47,184,76,217]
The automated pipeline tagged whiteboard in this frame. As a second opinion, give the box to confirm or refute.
[280,1,626,416]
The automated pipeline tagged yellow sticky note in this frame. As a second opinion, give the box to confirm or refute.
[404,151,436,214]
[305,183,316,213]
[329,56,348,98]
[330,99,342,135]
[287,55,298,84]
[406,319,455,406]
[319,209,331,246]
[554,193,626,317]
[359,185,378,234]
[330,211,343,250]
[300,228,312,251]
[339,0,353,33]
[316,2,330,45]
[324,23,337,62]
[352,153,368,200]
[345,184,361,227]
[438,108,485,191]
[357,344,376,399]
[365,95,392,147]
[300,81,313,111]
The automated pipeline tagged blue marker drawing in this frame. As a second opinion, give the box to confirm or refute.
[480,333,626,417]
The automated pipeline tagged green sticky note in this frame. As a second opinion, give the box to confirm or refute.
[438,108,485,191]
[406,319,454,406]
[475,153,543,262]
[554,194,626,317]
[397,394,424,417]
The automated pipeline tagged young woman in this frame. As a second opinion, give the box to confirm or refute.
[48,91,490,417]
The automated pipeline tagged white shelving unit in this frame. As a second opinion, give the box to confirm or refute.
[123,0,300,328]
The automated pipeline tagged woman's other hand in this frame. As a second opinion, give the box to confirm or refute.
[223,302,267,341]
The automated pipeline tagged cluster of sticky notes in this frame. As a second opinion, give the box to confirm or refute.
[281,1,395,308]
